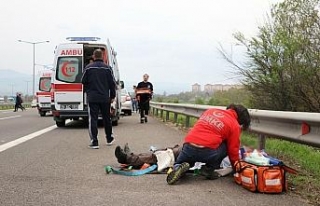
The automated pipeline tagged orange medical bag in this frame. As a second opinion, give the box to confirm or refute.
[234,160,290,193]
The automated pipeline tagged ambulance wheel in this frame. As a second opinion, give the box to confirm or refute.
[56,120,65,127]
[40,111,46,117]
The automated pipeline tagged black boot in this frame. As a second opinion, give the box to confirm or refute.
[115,146,127,164]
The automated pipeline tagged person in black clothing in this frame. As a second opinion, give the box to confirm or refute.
[13,93,25,112]
[81,49,116,149]
[136,74,153,123]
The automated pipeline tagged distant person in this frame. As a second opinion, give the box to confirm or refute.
[131,85,138,113]
[85,57,94,67]
[13,93,25,112]
[136,74,153,123]
[81,49,116,149]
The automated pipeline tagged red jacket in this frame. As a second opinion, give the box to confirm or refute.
[184,108,241,166]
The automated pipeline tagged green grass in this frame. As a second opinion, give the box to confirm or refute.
[0,103,31,110]
[153,110,320,205]
[158,111,197,127]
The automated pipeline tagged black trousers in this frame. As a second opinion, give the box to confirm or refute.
[14,103,24,111]
[139,100,150,118]
[88,102,112,144]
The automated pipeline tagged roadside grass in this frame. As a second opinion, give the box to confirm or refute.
[0,103,30,110]
[156,110,320,205]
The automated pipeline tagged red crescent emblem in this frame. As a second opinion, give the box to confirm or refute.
[61,62,73,77]
[40,80,46,90]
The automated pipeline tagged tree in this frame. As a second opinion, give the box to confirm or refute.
[221,0,320,112]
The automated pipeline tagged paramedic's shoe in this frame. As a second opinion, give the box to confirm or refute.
[115,146,127,164]
[88,143,99,149]
[140,118,144,123]
[166,162,190,185]
[144,116,148,123]
[106,137,115,146]
[124,143,131,154]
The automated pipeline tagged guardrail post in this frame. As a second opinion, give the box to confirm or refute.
[160,110,163,119]
[173,113,178,123]
[258,134,266,150]
[155,108,159,117]
[185,116,190,128]
[165,111,170,122]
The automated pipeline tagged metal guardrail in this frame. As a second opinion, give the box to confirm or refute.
[150,102,320,149]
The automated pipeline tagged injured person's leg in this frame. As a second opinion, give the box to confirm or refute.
[115,144,158,168]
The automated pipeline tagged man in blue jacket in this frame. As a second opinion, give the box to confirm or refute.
[81,49,116,149]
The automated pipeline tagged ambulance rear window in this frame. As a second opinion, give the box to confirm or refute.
[39,77,51,92]
[56,57,82,83]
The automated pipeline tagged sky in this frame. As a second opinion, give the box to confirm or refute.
[0,0,282,93]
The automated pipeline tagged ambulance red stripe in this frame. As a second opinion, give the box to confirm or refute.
[53,83,82,92]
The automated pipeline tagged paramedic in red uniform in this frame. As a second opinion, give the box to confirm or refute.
[167,104,251,185]
[136,74,153,123]
[81,49,116,149]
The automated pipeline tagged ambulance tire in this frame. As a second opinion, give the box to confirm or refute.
[40,111,46,117]
[56,120,66,127]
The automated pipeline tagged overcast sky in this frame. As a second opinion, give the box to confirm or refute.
[0,0,281,90]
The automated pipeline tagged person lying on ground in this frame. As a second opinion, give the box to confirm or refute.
[115,144,181,171]
[114,142,253,177]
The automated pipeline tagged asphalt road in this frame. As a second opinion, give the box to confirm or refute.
[0,109,311,206]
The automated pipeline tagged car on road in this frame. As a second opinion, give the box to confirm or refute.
[121,88,133,116]
[31,99,37,108]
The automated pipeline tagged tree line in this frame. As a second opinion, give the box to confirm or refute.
[220,0,320,112]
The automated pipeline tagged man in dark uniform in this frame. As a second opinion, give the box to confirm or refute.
[136,74,153,123]
[81,49,116,149]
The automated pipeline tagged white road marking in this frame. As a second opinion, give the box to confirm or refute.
[0,120,71,153]
[0,115,21,121]
[0,125,57,153]
[1,111,12,114]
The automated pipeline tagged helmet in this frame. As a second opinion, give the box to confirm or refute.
[226,104,251,130]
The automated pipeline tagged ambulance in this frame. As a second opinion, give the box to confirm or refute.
[36,70,53,116]
[51,37,123,127]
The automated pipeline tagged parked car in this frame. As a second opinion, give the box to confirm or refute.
[121,88,133,116]
[31,99,37,108]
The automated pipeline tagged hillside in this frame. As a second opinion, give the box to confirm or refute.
[0,69,190,96]
[0,69,38,96]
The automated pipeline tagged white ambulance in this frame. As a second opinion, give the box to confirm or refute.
[51,37,123,127]
[36,70,53,116]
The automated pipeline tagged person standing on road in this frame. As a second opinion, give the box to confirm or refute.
[136,74,153,123]
[13,93,25,112]
[81,49,116,149]
[131,85,138,113]
[166,104,251,185]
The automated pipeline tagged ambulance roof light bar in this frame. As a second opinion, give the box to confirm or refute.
[66,37,101,41]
